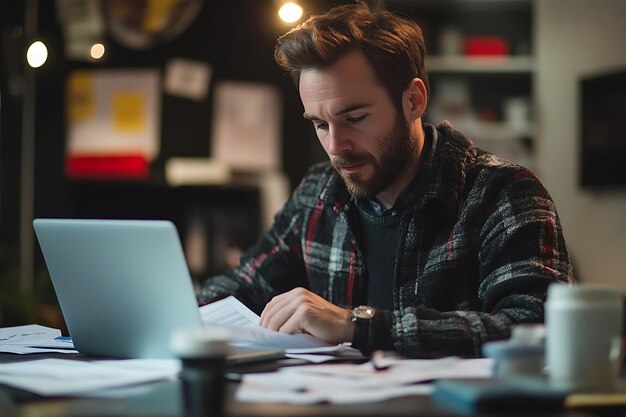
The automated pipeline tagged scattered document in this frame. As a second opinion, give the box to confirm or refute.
[0,325,78,354]
[0,358,179,396]
[238,373,433,404]
[236,357,494,404]
[0,346,77,355]
[0,324,60,344]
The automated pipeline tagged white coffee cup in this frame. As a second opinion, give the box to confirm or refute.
[545,284,623,392]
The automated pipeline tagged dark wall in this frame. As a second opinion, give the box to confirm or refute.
[33,0,336,220]
[0,3,25,249]
[1,0,349,246]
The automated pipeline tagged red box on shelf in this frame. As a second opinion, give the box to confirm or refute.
[464,36,509,56]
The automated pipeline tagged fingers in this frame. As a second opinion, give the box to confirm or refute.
[259,287,308,330]
[265,301,298,331]
[279,302,354,344]
[259,290,294,327]
[278,309,305,334]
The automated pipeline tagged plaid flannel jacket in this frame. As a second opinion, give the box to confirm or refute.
[197,122,574,358]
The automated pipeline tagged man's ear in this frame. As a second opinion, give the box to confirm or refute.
[402,78,428,122]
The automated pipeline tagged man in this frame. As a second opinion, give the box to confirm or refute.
[198,3,573,358]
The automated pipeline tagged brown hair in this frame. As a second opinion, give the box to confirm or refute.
[274,3,429,109]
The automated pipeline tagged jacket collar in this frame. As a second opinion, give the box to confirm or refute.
[417,121,477,215]
[318,121,477,216]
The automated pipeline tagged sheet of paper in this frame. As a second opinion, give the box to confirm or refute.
[0,358,179,396]
[0,346,78,354]
[285,354,341,363]
[236,371,434,404]
[283,357,494,385]
[0,324,61,344]
[285,343,362,356]
[200,296,334,351]
[0,325,78,354]
[200,296,260,328]
[236,357,493,404]
[285,343,363,362]
[220,325,331,350]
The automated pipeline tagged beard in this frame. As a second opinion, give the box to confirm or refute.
[331,114,417,199]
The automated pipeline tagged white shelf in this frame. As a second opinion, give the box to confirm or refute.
[436,119,534,141]
[465,122,534,141]
[426,56,535,73]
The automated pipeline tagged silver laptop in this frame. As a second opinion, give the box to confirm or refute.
[33,218,283,362]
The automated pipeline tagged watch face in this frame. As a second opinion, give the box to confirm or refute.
[353,305,375,320]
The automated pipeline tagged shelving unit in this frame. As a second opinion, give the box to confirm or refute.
[425,55,534,74]
[385,0,536,169]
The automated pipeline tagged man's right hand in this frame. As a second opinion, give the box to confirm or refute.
[259,287,355,344]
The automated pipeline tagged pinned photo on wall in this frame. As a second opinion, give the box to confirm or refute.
[211,81,282,172]
[65,69,161,179]
[164,58,212,101]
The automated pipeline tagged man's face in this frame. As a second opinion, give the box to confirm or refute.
[299,50,416,199]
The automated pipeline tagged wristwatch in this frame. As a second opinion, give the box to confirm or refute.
[351,305,376,351]
[351,305,376,323]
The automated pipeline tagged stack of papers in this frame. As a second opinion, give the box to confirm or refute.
[0,325,77,354]
[236,357,495,404]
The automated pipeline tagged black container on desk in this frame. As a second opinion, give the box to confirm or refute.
[171,326,230,417]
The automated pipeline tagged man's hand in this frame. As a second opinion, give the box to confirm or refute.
[259,287,355,344]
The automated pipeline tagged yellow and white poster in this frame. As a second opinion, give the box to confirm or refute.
[65,69,161,178]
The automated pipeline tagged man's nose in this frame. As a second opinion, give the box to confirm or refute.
[326,126,353,156]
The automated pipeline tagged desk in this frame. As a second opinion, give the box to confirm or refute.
[0,354,612,417]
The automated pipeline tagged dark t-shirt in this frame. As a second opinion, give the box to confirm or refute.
[357,207,401,310]
[354,124,437,310]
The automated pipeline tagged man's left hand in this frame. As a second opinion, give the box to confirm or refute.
[259,287,354,344]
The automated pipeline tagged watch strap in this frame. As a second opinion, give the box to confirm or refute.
[351,307,395,356]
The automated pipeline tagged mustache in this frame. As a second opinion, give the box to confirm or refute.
[331,153,372,170]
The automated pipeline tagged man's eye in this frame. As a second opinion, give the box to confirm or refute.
[347,114,367,123]
[315,122,329,131]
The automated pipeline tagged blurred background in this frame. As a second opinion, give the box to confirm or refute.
[0,0,625,332]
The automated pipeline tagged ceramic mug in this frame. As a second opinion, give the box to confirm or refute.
[545,284,623,392]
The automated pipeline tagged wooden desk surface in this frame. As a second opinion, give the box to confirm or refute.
[0,354,609,417]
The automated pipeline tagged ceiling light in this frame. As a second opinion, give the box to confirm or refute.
[90,43,105,60]
[26,41,48,68]
[279,2,303,24]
